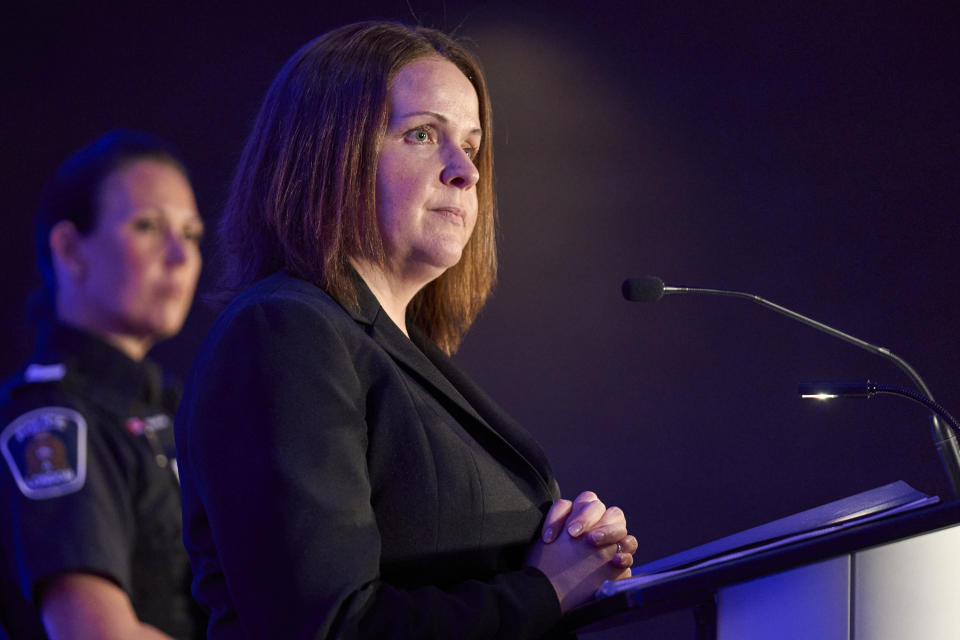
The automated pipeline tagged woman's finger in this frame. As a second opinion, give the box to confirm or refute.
[610,534,638,567]
[565,494,606,538]
[541,499,573,543]
[572,491,599,506]
[584,507,627,546]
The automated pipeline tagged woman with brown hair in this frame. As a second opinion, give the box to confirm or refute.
[176,22,637,639]
[0,130,206,639]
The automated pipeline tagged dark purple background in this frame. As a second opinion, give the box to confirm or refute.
[4,2,958,637]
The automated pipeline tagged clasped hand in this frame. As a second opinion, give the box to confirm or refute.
[524,491,637,613]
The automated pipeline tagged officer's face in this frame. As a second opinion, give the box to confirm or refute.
[374,57,481,284]
[76,159,203,346]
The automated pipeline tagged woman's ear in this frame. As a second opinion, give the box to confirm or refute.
[49,220,86,282]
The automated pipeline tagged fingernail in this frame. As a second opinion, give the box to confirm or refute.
[568,522,583,537]
[590,531,605,544]
[542,527,554,543]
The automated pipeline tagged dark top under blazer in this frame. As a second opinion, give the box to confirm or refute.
[175,271,565,639]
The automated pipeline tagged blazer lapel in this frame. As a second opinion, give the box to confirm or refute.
[387,321,555,499]
[339,276,556,499]
[413,331,558,498]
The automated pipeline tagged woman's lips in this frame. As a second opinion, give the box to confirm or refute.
[431,206,466,225]
[156,282,188,298]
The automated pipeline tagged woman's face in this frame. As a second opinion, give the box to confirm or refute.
[75,158,203,343]
[375,56,482,284]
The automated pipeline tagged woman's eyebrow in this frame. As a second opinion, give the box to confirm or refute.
[395,110,482,136]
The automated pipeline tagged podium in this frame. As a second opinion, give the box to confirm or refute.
[564,500,960,639]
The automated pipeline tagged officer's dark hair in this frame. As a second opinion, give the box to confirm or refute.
[32,129,187,325]
[218,21,496,355]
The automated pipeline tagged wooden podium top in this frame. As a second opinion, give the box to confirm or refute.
[563,499,960,633]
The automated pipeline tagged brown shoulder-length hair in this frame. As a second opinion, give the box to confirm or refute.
[218,21,496,353]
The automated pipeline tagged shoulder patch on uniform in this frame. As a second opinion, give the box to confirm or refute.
[0,407,87,499]
[23,363,67,383]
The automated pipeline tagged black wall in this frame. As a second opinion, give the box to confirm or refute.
[4,2,958,637]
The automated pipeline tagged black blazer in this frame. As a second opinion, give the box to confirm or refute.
[175,271,565,639]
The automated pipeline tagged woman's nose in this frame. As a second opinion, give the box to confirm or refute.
[440,146,480,189]
[165,231,188,264]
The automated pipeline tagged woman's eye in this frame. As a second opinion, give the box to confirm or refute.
[405,126,433,144]
[132,218,161,233]
[184,228,205,245]
[463,146,478,159]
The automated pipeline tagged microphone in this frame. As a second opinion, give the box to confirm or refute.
[622,275,960,499]
[621,276,665,302]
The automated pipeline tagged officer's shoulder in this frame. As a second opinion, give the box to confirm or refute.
[1,360,82,414]
[0,357,81,404]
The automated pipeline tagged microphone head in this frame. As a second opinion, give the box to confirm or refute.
[622,276,665,302]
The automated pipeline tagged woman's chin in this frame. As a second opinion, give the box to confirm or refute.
[421,244,467,273]
[132,313,188,346]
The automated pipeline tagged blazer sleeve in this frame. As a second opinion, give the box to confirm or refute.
[180,296,563,640]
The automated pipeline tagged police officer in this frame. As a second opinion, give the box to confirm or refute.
[0,130,206,639]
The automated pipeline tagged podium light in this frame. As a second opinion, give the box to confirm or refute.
[798,381,960,438]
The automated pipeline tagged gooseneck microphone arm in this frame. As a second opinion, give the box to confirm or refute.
[665,285,930,388]
[798,381,960,438]
[622,275,960,499]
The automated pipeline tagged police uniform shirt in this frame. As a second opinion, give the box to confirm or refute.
[0,323,204,639]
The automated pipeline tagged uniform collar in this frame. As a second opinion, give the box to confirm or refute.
[34,322,164,404]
